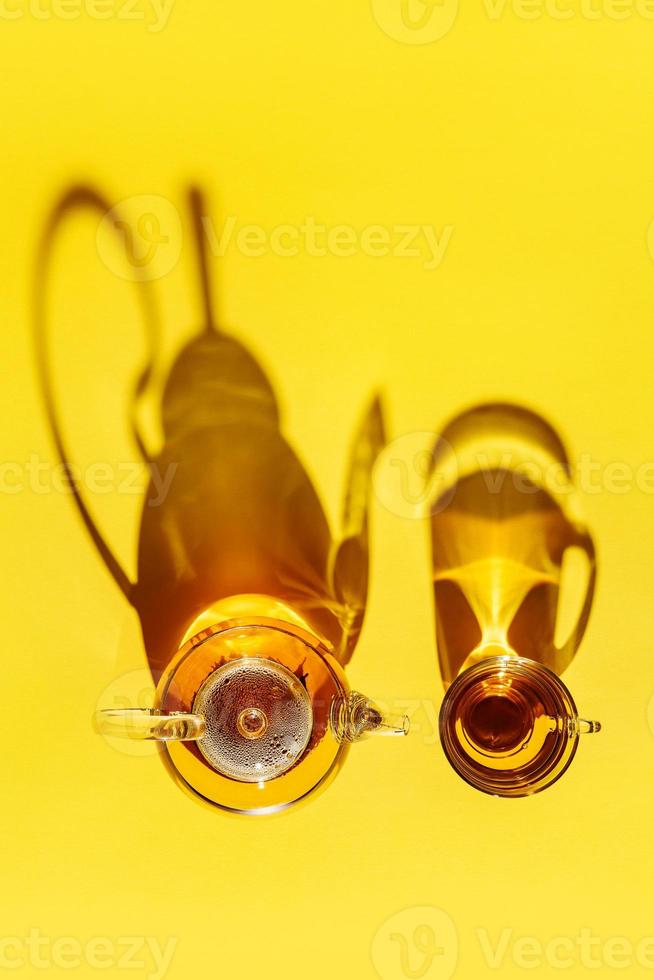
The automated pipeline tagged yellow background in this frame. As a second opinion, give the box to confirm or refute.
[2,1,654,978]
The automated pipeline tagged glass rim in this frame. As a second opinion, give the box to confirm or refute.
[439,656,581,798]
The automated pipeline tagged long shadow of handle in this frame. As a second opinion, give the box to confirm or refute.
[33,185,161,601]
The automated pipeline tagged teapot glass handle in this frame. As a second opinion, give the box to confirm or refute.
[93,709,205,742]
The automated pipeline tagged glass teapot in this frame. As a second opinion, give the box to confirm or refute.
[35,184,408,815]
[95,596,408,815]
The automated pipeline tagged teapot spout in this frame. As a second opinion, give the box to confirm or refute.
[332,692,409,742]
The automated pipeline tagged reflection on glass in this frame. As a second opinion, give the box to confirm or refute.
[35,185,407,815]
[430,404,601,797]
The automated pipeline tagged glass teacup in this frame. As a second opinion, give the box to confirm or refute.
[439,655,600,797]
[429,403,601,796]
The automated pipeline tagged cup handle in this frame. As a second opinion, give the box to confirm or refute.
[578,718,602,734]
[93,709,206,741]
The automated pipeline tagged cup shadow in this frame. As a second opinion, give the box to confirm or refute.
[427,402,597,687]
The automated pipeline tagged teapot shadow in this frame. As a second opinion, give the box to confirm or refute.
[34,185,385,681]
